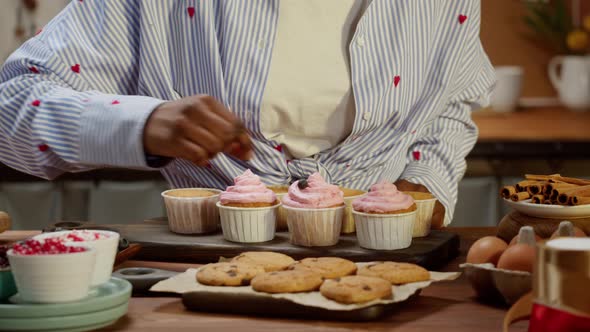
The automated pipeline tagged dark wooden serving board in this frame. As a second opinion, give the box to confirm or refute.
[105,219,459,270]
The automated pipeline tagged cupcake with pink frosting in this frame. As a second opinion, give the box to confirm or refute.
[282,173,345,247]
[217,170,280,243]
[220,169,277,207]
[352,181,417,250]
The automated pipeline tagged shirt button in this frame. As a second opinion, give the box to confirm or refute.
[363,112,370,121]
[258,39,267,49]
[356,36,365,47]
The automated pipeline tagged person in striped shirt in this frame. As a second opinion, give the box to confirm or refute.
[0,1,495,228]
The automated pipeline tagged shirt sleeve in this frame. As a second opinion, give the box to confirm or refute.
[0,1,166,180]
[400,5,496,226]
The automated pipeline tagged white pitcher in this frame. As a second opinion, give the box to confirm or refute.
[548,55,590,111]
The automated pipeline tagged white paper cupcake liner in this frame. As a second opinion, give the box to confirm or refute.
[162,188,221,234]
[275,193,288,231]
[217,202,279,243]
[353,210,416,250]
[413,198,437,237]
[283,205,344,247]
[341,192,367,234]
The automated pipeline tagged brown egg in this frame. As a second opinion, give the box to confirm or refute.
[509,234,542,246]
[466,236,508,265]
[497,244,536,273]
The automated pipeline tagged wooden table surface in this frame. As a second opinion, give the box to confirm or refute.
[473,107,590,142]
[0,228,529,332]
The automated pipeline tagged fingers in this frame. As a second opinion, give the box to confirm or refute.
[181,123,225,157]
[177,139,210,166]
[184,95,253,161]
[431,201,446,229]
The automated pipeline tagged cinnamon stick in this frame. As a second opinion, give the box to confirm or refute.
[525,174,561,181]
[571,196,590,206]
[531,195,544,204]
[557,185,590,205]
[543,182,577,195]
[527,182,545,196]
[551,176,590,186]
[515,180,542,193]
[500,186,516,199]
[511,192,531,202]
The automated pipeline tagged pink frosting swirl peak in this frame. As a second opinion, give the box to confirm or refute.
[220,169,276,204]
[352,181,414,213]
[282,173,344,208]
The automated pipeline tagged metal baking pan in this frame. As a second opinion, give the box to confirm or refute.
[182,290,420,321]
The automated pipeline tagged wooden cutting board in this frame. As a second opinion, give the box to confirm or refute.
[106,219,459,270]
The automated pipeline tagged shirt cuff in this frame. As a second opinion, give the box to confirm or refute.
[400,163,454,227]
[79,95,166,169]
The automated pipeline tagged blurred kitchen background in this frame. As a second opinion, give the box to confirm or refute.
[1,0,589,229]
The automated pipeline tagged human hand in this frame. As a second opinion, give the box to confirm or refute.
[394,179,445,229]
[143,95,252,166]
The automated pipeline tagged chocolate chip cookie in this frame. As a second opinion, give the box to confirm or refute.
[196,262,265,286]
[251,270,323,293]
[320,275,393,304]
[231,251,295,272]
[357,262,430,284]
[288,257,357,279]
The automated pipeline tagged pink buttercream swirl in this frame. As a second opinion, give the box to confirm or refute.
[352,181,414,213]
[220,170,276,204]
[282,173,344,208]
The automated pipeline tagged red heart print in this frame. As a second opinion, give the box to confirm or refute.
[111,100,120,105]
[29,66,39,74]
[458,14,467,24]
[71,64,80,73]
[393,75,400,87]
[38,144,49,152]
[274,145,283,153]
[412,151,421,161]
[35,28,43,35]
[31,100,41,107]
[187,7,195,18]
[286,159,292,164]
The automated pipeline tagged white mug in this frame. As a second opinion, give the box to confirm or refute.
[548,55,590,111]
[490,66,524,112]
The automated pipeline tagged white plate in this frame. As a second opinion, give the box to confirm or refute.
[503,199,590,219]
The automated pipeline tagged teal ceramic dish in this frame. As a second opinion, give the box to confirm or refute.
[0,277,131,332]
[0,269,17,301]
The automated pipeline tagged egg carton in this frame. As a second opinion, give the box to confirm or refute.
[460,263,531,306]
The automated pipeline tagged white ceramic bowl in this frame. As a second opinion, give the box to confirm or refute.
[283,205,345,247]
[34,230,119,286]
[217,202,279,243]
[7,247,95,303]
[353,209,416,250]
[162,188,221,234]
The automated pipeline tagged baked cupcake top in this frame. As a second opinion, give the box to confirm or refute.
[282,173,344,208]
[220,169,276,205]
[352,181,414,213]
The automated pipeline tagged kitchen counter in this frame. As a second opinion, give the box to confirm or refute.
[0,228,529,332]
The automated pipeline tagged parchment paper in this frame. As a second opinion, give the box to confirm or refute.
[150,263,460,311]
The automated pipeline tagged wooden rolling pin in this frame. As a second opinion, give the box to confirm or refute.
[0,211,11,233]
